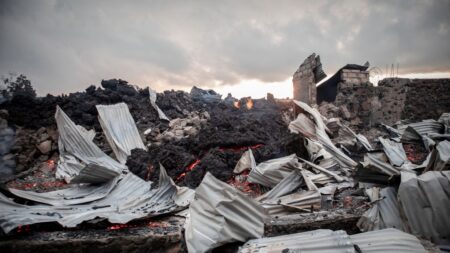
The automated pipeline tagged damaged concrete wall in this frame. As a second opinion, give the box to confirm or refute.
[292,53,326,105]
[397,78,450,121]
[330,78,450,129]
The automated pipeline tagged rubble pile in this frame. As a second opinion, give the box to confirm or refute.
[0,63,449,252]
[149,111,210,144]
[1,79,208,174]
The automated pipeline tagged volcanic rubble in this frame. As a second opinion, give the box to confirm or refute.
[0,79,447,253]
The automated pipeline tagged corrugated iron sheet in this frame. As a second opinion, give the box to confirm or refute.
[291,100,357,170]
[149,88,170,121]
[378,137,408,167]
[238,229,354,253]
[260,171,321,215]
[357,187,405,232]
[8,176,119,206]
[256,170,303,203]
[438,113,450,133]
[97,103,147,164]
[248,154,300,188]
[288,113,317,139]
[185,172,268,253]
[299,157,345,182]
[55,106,125,183]
[234,148,256,174]
[0,166,180,234]
[425,140,450,171]
[238,228,426,253]
[361,152,400,177]
[341,124,373,151]
[303,138,340,173]
[398,171,450,244]
[398,120,444,142]
[350,228,426,253]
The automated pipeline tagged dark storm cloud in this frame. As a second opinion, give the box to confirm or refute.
[0,0,449,95]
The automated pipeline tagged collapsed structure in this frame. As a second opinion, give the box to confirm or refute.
[292,53,326,105]
[0,54,449,252]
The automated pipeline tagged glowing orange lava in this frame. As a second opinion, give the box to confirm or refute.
[46,159,55,169]
[233,101,240,109]
[175,159,201,182]
[246,98,253,109]
[227,170,261,197]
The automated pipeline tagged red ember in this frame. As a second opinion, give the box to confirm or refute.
[175,159,201,183]
[227,170,261,197]
[246,98,253,109]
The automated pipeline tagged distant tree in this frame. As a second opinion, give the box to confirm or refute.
[2,74,36,99]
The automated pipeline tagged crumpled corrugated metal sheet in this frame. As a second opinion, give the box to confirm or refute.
[288,113,317,139]
[357,187,405,232]
[185,172,268,253]
[0,166,180,234]
[97,103,147,164]
[149,88,170,121]
[173,185,195,207]
[381,123,401,141]
[398,120,444,142]
[438,113,450,133]
[291,100,357,170]
[341,124,373,151]
[239,229,354,253]
[234,148,256,174]
[248,154,301,187]
[259,171,321,215]
[238,228,426,253]
[426,140,450,171]
[299,157,345,182]
[378,137,408,167]
[303,138,340,173]
[255,170,303,203]
[55,106,125,183]
[256,170,306,215]
[8,176,120,206]
[398,171,450,244]
[350,228,426,253]
[361,152,401,177]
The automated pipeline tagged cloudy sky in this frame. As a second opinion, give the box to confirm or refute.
[1,0,449,98]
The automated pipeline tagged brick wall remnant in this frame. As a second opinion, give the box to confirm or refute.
[293,53,327,105]
[317,63,370,104]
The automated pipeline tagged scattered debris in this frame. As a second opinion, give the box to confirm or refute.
[0,71,448,252]
[0,165,184,234]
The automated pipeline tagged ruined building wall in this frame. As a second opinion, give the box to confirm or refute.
[293,53,326,105]
[398,78,450,121]
[317,67,369,104]
[333,78,450,129]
